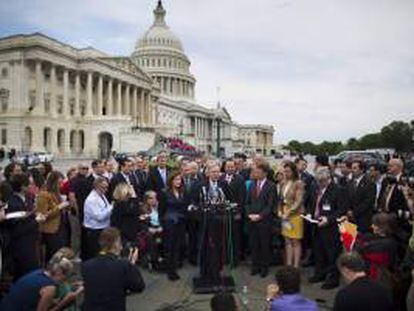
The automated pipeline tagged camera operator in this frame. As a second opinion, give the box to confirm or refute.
[81,227,145,311]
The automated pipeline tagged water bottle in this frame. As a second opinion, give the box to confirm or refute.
[241,285,249,306]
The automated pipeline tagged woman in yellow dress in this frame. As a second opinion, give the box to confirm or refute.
[278,161,305,268]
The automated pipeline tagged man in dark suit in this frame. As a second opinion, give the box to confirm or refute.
[219,159,246,263]
[378,158,409,216]
[87,159,107,185]
[109,158,138,201]
[246,161,277,278]
[295,157,317,266]
[334,252,393,311]
[183,161,203,265]
[195,163,233,280]
[131,156,149,202]
[348,160,376,233]
[149,151,170,215]
[82,227,145,311]
[70,163,93,223]
[378,158,410,258]
[309,167,346,290]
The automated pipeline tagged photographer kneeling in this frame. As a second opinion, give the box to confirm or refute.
[81,227,145,311]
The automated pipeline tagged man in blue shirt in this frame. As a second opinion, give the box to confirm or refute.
[267,266,319,311]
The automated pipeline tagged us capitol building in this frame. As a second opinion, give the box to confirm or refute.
[0,1,275,158]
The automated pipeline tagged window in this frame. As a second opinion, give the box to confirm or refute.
[57,129,65,151]
[0,88,9,112]
[57,95,63,114]
[44,93,50,113]
[29,90,36,110]
[1,129,7,145]
[80,100,86,116]
[1,68,8,78]
[69,98,75,115]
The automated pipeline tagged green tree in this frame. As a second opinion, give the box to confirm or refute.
[346,138,360,150]
[359,133,384,149]
[380,121,412,152]
[287,140,302,153]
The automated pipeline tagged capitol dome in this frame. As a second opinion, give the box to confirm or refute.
[135,1,184,53]
[132,0,195,101]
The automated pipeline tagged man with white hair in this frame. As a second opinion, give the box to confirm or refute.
[308,167,346,290]
[379,158,409,215]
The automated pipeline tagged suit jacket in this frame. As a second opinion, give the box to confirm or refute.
[36,190,62,234]
[82,254,145,311]
[378,175,409,215]
[160,189,188,224]
[300,171,317,214]
[109,172,138,202]
[219,173,246,207]
[132,169,150,199]
[314,182,346,229]
[246,179,277,222]
[183,175,203,204]
[149,166,169,194]
[349,175,376,232]
[70,174,93,216]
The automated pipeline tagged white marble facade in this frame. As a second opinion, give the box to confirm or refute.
[0,1,275,158]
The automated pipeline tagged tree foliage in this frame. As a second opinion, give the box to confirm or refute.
[285,120,414,155]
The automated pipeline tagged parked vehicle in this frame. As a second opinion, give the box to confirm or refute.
[333,150,387,169]
[35,152,54,163]
[273,151,284,159]
[16,153,40,166]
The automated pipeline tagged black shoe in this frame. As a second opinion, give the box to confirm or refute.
[308,275,325,284]
[167,271,180,281]
[260,267,268,278]
[321,280,339,290]
[250,267,260,276]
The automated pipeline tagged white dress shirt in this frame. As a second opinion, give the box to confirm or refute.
[83,189,113,229]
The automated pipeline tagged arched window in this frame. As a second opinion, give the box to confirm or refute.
[43,127,52,152]
[79,130,85,152]
[70,130,76,152]
[57,129,65,152]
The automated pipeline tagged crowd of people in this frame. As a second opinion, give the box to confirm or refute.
[0,150,413,310]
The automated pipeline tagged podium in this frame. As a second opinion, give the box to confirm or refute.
[192,202,238,294]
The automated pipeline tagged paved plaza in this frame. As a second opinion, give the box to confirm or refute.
[127,263,337,311]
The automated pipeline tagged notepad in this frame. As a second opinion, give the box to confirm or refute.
[300,214,319,224]
[5,211,27,220]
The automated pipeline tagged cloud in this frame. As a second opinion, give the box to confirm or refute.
[0,0,413,143]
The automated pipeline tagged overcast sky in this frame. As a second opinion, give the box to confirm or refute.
[1,0,413,144]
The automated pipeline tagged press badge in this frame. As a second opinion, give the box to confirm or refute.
[322,204,331,211]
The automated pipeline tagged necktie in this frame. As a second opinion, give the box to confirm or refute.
[314,190,323,219]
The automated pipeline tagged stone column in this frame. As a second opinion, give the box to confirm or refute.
[133,87,138,124]
[107,78,113,116]
[50,65,57,117]
[125,84,130,116]
[117,82,122,116]
[146,92,151,125]
[140,90,145,126]
[86,71,93,116]
[97,74,103,116]
[63,68,69,116]
[35,60,44,113]
[74,72,80,117]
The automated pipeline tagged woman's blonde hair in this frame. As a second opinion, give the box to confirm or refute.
[113,182,133,201]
